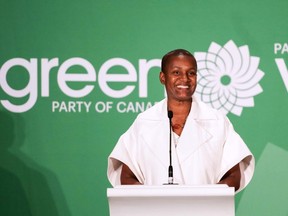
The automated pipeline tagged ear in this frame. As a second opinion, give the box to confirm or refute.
[159,71,165,85]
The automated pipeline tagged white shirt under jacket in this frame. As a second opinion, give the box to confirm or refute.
[107,96,255,192]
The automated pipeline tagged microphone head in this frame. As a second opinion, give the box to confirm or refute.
[168,110,173,119]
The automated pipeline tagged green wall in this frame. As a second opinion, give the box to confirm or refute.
[1,0,288,215]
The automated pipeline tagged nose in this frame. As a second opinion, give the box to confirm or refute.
[181,72,190,81]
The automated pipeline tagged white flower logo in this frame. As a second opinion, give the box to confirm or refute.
[194,40,265,116]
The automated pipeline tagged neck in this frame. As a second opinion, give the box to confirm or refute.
[168,98,192,116]
[168,98,192,136]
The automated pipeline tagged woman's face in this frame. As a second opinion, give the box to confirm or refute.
[160,54,197,102]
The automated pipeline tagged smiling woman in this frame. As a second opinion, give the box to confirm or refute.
[108,49,255,193]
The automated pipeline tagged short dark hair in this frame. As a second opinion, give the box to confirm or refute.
[161,49,195,72]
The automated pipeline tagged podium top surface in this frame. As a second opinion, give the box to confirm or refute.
[107,185,234,197]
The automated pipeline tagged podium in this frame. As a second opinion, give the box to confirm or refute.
[107,185,235,216]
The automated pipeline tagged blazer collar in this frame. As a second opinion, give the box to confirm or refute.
[143,96,215,168]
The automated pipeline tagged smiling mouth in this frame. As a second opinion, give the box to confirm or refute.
[177,85,189,89]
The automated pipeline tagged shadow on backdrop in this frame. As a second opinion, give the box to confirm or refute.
[0,110,71,216]
[0,166,32,215]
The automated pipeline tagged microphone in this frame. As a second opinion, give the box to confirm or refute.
[167,110,175,184]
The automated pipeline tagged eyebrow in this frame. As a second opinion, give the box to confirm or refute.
[171,66,196,70]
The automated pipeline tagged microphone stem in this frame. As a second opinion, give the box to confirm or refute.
[168,112,173,184]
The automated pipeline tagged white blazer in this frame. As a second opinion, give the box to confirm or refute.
[108,96,255,193]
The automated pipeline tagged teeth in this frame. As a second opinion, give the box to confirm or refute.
[177,85,189,89]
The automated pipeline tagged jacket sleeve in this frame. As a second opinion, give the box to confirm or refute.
[107,119,144,187]
[219,117,255,193]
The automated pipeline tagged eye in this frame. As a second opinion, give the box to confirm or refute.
[188,71,197,76]
[172,71,180,75]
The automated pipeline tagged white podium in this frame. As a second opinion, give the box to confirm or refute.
[107,185,235,216]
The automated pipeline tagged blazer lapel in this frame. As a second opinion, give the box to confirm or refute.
[176,96,216,164]
[142,99,171,168]
[176,117,212,164]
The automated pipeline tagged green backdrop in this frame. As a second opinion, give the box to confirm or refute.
[1,0,288,215]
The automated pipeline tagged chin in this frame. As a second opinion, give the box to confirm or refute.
[176,97,193,102]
